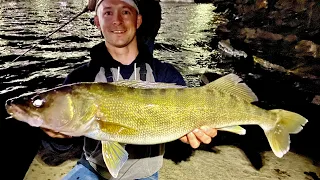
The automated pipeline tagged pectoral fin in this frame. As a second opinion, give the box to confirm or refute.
[101,141,128,178]
[218,126,246,135]
[98,121,138,136]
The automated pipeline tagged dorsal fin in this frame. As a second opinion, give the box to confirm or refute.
[204,73,258,103]
[110,80,187,89]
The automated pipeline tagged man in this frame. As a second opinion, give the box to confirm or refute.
[43,0,217,179]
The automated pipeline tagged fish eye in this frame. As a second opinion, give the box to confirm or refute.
[31,95,44,108]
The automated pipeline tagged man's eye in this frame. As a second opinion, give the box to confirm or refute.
[105,11,112,15]
[123,10,130,15]
[32,95,44,108]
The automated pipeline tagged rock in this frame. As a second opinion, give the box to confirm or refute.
[284,34,297,42]
[255,0,268,9]
[295,40,320,58]
[217,39,248,58]
[312,95,320,105]
[275,0,308,12]
[240,28,283,41]
[256,28,283,41]
[240,28,257,40]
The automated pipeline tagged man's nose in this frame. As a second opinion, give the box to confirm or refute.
[112,12,122,25]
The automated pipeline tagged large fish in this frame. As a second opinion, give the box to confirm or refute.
[5,74,307,178]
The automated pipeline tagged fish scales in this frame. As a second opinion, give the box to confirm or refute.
[5,73,308,178]
[67,82,274,144]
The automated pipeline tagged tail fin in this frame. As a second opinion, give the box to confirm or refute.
[263,109,308,158]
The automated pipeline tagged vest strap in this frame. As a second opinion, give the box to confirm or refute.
[138,62,147,81]
[104,68,113,82]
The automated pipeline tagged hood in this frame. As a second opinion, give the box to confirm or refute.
[88,41,153,70]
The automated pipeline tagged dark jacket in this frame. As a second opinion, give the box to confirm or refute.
[64,42,185,86]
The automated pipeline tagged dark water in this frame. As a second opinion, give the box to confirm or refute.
[0,0,224,97]
[0,0,319,178]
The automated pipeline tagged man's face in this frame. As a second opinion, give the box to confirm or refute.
[95,0,142,48]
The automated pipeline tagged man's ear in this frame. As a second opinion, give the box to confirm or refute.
[137,14,142,29]
[94,15,101,30]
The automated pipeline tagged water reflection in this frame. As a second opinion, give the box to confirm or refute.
[0,0,223,97]
[158,3,215,66]
[156,3,228,86]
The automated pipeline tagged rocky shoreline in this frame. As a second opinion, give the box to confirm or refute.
[211,0,320,95]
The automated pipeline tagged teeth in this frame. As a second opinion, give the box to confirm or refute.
[113,31,124,34]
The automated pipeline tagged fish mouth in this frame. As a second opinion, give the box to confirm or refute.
[6,104,43,127]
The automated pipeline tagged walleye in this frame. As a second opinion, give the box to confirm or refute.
[5,73,307,178]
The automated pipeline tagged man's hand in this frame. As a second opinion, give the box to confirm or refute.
[180,126,217,149]
[41,128,72,139]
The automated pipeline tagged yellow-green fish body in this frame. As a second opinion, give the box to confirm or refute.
[82,79,267,144]
[5,74,308,178]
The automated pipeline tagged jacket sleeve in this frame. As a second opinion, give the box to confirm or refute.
[63,64,91,85]
[153,59,186,86]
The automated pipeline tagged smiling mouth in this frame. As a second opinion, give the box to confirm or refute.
[112,30,126,34]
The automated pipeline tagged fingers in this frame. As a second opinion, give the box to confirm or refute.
[41,128,71,139]
[193,128,211,144]
[179,130,203,149]
[200,126,218,138]
[180,135,189,144]
[179,126,218,149]
[187,131,201,148]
